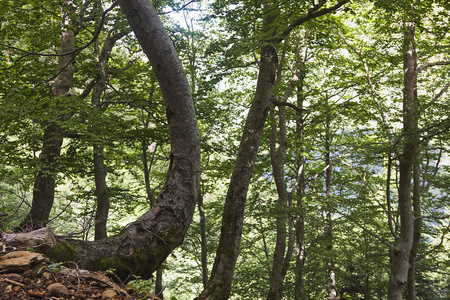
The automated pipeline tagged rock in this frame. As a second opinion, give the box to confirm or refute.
[47,282,69,296]
[60,266,90,276]
[1,228,56,254]
[101,289,118,299]
[0,251,46,272]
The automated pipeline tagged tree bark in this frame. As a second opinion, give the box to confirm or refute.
[194,2,348,298]
[294,37,307,299]
[407,161,421,300]
[49,0,200,279]
[20,4,76,230]
[387,22,417,300]
[325,112,336,300]
[155,266,164,299]
[91,23,128,240]
[198,191,209,288]
[266,105,288,300]
[196,41,276,299]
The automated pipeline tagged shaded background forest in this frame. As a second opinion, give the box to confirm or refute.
[1,0,450,299]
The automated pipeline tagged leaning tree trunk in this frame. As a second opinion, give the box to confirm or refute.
[196,5,278,297]
[50,0,200,279]
[20,4,76,230]
[196,42,276,300]
[387,21,417,300]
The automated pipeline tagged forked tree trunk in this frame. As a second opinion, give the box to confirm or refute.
[50,0,200,279]
[20,4,76,230]
[387,22,417,300]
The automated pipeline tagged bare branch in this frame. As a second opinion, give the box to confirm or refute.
[282,0,350,38]
[417,60,450,73]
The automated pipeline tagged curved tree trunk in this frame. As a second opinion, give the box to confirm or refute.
[50,0,200,279]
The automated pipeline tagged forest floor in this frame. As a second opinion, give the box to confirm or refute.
[0,232,161,300]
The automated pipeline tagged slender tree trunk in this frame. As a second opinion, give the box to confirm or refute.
[155,267,164,299]
[294,162,306,300]
[20,4,76,230]
[267,34,307,300]
[294,35,308,299]
[196,5,279,296]
[267,105,288,300]
[407,161,421,300]
[324,106,336,300]
[91,22,128,240]
[93,144,109,240]
[198,191,209,288]
[387,22,417,300]
[22,124,64,229]
[50,0,201,279]
[196,41,276,299]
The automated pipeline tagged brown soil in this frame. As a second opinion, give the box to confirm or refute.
[0,234,160,300]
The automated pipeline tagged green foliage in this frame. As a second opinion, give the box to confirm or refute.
[1,0,450,299]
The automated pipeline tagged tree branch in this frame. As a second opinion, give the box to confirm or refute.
[0,2,118,57]
[417,60,450,73]
[281,0,350,38]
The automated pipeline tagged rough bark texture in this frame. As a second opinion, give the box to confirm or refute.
[387,22,417,300]
[20,6,76,230]
[50,0,200,279]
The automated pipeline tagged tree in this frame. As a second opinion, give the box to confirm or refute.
[48,0,201,278]
[197,1,349,299]
[19,1,78,230]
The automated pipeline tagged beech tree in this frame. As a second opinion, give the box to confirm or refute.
[19,1,78,230]
[47,0,201,277]
[2,0,450,299]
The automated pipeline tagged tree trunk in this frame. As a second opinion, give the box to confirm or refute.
[93,144,109,240]
[198,191,209,288]
[49,0,200,279]
[407,161,421,300]
[21,124,64,230]
[325,106,336,300]
[91,23,128,241]
[20,4,76,230]
[196,42,276,300]
[195,4,278,298]
[294,39,307,299]
[155,266,164,299]
[387,22,417,300]
[266,105,288,300]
